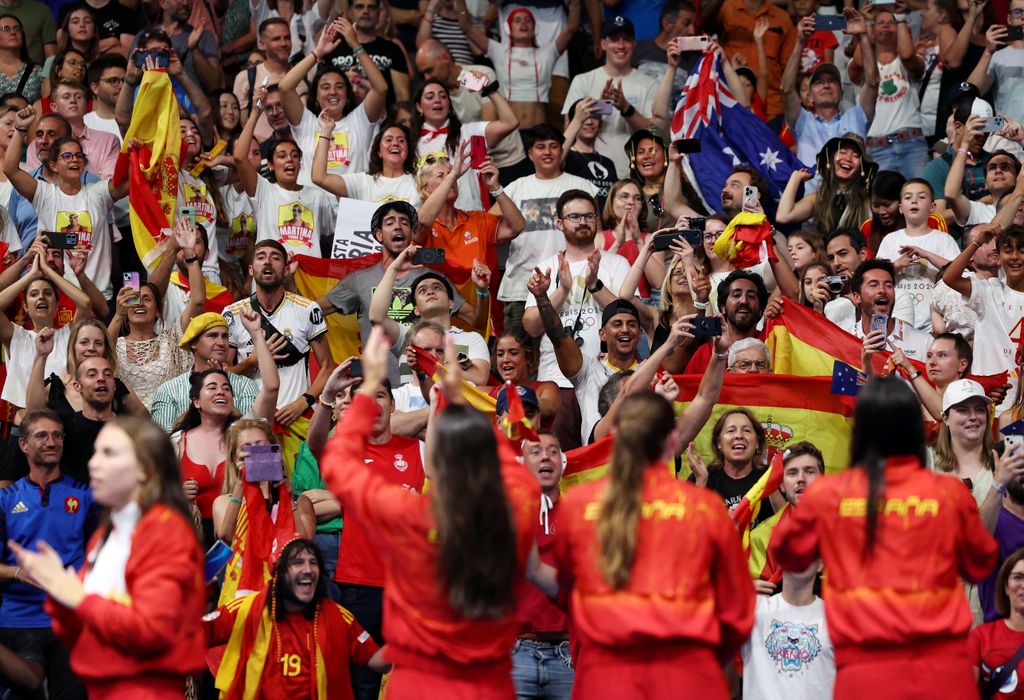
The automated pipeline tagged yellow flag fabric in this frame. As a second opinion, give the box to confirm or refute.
[123,70,180,271]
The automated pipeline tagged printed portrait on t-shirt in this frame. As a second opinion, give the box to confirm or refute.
[182,183,216,224]
[521,197,558,233]
[227,213,255,259]
[55,211,93,247]
[277,202,314,249]
[315,129,351,169]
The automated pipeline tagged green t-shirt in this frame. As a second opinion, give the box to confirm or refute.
[291,442,342,534]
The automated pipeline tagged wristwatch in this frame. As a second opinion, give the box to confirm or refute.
[303,392,316,408]
[620,104,636,118]
[184,255,199,264]
[587,279,604,294]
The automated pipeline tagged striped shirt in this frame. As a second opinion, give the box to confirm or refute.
[431,16,477,64]
[149,370,259,432]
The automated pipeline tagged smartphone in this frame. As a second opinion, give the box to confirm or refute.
[44,231,78,249]
[824,275,848,294]
[1005,434,1024,456]
[691,316,723,337]
[870,313,888,336]
[743,185,759,209]
[687,216,706,231]
[134,49,169,69]
[872,3,896,10]
[457,69,488,92]
[594,99,614,117]
[412,247,446,265]
[652,231,684,251]
[204,540,233,585]
[677,35,710,52]
[179,206,196,228]
[673,138,702,154]
[469,135,487,169]
[982,116,1008,133]
[244,444,284,483]
[1008,25,1024,41]
[122,272,141,305]
[815,14,847,30]
[347,359,363,377]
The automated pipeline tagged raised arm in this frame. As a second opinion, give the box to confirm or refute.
[310,111,348,197]
[483,88,520,149]
[943,223,999,297]
[38,254,92,320]
[168,50,216,146]
[415,141,469,243]
[895,7,925,78]
[522,251,573,337]
[26,327,56,412]
[677,329,730,446]
[651,40,681,129]
[775,169,816,224]
[783,16,814,129]
[939,0,984,70]
[846,9,879,120]
[453,0,491,50]
[527,266,583,378]
[753,18,770,104]
[662,148,702,220]
[237,302,280,421]
[336,18,389,122]
[944,115,983,224]
[280,24,344,126]
[367,246,410,342]
[481,158,524,242]
[4,108,41,203]
[308,360,358,458]
[993,168,1024,231]
[968,26,1003,93]
[66,247,109,320]
[555,0,582,54]
[232,91,264,198]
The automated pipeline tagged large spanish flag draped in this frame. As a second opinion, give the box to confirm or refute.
[122,69,180,271]
[292,254,378,363]
[765,299,1008,391]
[559,373,854,491]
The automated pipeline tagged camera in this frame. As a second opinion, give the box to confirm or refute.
[824,275,847,294]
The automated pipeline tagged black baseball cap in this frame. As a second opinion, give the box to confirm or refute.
[602,299,640,326]
[603,15,635,39]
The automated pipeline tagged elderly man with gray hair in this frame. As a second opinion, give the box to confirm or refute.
[727,338,772,374]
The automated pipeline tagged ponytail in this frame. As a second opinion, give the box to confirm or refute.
[597,392,676,589]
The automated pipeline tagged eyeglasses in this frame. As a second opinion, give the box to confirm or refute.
[29,431,64,441]
[0,25,21,33]
[1011,7,1024,17]
[57,152,86,162]
[562,213,598,223]
[731,360,770,371]
[702,233,717,242]
[63,57,85,67]
[99,77,124,85]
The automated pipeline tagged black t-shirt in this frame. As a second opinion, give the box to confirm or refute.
[699,467,776,525]
[59,0,138,41]
[56,411,105,484]
[323,36,409,108]
[564,150,616,211]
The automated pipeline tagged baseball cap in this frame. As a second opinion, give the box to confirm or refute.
[601,299,640,326]
[603,15,635,39]
[941,379,993,414]
[810,63,841,86]
[496,384,540,414]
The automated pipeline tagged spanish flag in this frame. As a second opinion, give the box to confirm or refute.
[561,435,613,491]
[499,381,539,442]
[122,69,180,271]
[292,254,378,363]
[409,344,496,414]
[731,451,784,551]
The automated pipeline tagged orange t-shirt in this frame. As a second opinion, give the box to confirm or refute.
[719,0,796,120]
[429,209,500,271]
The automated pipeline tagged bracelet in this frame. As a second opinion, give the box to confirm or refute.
[488,186,504,198]
[302,392,316,408]
[352,44,365,58]
[956,147,971,156]
[995,480,1009,497]
[907,370,921,381]
[712,351,728,361]
[318,134,331,141]
[893,12,907,21]
[229,496,243,504]
[476,287,490,297]
[425,9,434,19]
[480,81,500,97]
[620,104,636,118]
[692,300,709,310]
[13,566,21,582]
[587,279,604,294]
[311,49,321,63]
[184,255,198,264]
[318,396,336,409]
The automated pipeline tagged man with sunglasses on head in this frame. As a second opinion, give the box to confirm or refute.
[522,189,632,447]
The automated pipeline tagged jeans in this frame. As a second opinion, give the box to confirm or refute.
[511,639,575,700]
[867,137,930,180]
[338,584,384,700]
[0,627,85,700]
[313,531,341,602]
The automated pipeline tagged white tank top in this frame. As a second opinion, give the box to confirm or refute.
[868,55,924,137]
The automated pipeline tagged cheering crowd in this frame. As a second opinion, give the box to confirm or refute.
[0,0,1023,697]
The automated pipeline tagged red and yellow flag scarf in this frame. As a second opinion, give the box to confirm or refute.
[214,583,353,699]
[731,451,784,552]
[409,344,496,414]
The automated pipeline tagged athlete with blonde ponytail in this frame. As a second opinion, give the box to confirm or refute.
[531,331,753,699]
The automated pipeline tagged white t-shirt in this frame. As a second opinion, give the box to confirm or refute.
[988,46,1024,123]
[252,176,336,257]
[2,324,71,408]
[177,170,225,283]
[851,315,933,360]
[0,201,20,255]
[824,292,916,331]
[867,56,923,137]
[875,228,960,332]
[416,120,488,212]
[741,595,836,700]
[340,172,421,208]
[392,380,428,413]
[222,292,327,407]
[970,277,1024,381]
[83,111,122,142]
[561,67,659,179]
[31,180,115,298]
[486,40,560,102]
[524,250,631,388]
[217,184,256,265]
[964,199,997,226]
[569,354,619,445]
[498,173,599,303]
[292,106,377,185]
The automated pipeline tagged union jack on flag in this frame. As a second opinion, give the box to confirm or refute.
[670,52,806,214]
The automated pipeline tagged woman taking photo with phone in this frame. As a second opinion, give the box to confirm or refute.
[771,376,998,699]
[172,302,281,546]
[9,416,206,699]
[319,327,540,697]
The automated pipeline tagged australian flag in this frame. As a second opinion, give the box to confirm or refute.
[670,53,806,214]
[831,361,867,397]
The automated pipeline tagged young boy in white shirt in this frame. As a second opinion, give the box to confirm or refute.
[875,178,961,331]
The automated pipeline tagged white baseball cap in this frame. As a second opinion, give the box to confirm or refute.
[942,379,993,414]
[970,98,994,119]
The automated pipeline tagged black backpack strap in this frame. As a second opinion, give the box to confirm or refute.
[16,63,35,96]
[248,293,306,367]
[247,66,257,107]
[982,640,1024,700]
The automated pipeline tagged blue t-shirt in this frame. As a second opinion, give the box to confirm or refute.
[979,506,1024,622]
[0,474,98,628]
